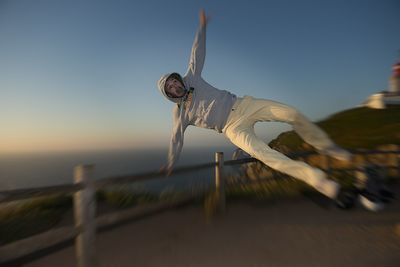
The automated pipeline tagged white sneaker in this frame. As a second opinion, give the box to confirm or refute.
[359,190,384,212]
[323,146,352,161]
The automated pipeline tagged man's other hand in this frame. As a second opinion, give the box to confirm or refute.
[200,9,209,27]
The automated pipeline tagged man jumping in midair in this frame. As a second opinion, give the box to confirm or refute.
[157,9,383,211]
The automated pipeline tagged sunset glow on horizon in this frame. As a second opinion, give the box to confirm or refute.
[1,0,399,154]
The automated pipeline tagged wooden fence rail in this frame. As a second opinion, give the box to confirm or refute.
[95,162,216,189]
[0,148,399,266]
[1,149,398,204]
[0,184,83,204]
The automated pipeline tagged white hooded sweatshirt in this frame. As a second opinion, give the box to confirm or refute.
[158,24,237,170]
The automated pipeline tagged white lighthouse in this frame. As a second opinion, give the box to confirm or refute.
[389,60,400,94]
[363,57,400,109]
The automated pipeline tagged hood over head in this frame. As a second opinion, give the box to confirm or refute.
[157,72,187,104]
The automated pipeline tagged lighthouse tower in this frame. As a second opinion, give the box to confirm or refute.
[388,60,400,95]
[362,55,400,109]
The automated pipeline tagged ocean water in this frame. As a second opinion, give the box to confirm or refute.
[0,146,239,193]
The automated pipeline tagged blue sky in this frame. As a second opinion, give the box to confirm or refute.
[1,0,399,153]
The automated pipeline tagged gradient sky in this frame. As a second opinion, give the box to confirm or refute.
[1,0,399,153]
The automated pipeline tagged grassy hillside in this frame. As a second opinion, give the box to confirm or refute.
[269,105,400,152]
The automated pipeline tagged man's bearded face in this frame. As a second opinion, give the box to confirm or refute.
[165,77,186,98]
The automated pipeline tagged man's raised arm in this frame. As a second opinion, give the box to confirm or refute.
[186,9,209,77]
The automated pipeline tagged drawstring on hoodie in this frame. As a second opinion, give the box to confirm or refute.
[178,87,195,109]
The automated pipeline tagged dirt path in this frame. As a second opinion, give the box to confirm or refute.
[24,189,400,267]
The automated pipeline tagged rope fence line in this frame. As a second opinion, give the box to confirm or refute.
[0,147,399,266]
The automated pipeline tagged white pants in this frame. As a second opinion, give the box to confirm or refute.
[223,96,339,199]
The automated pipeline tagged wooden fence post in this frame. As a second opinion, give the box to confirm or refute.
[392,145,400,177]
[321,154,331,176]
[397,146,400,177]
[74,164,97,267]
[215,152,226,213]
[354,151,365,169]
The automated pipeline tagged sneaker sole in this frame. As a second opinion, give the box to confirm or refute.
[359,195,384,212]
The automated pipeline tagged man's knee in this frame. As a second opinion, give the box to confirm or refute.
[270,104,301,123]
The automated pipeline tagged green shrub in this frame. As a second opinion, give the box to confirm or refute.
[0,194,72,245]
[100,188,158,208]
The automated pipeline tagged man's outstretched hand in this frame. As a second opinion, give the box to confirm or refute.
[200,9,209,28]
[159,165,173,177]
